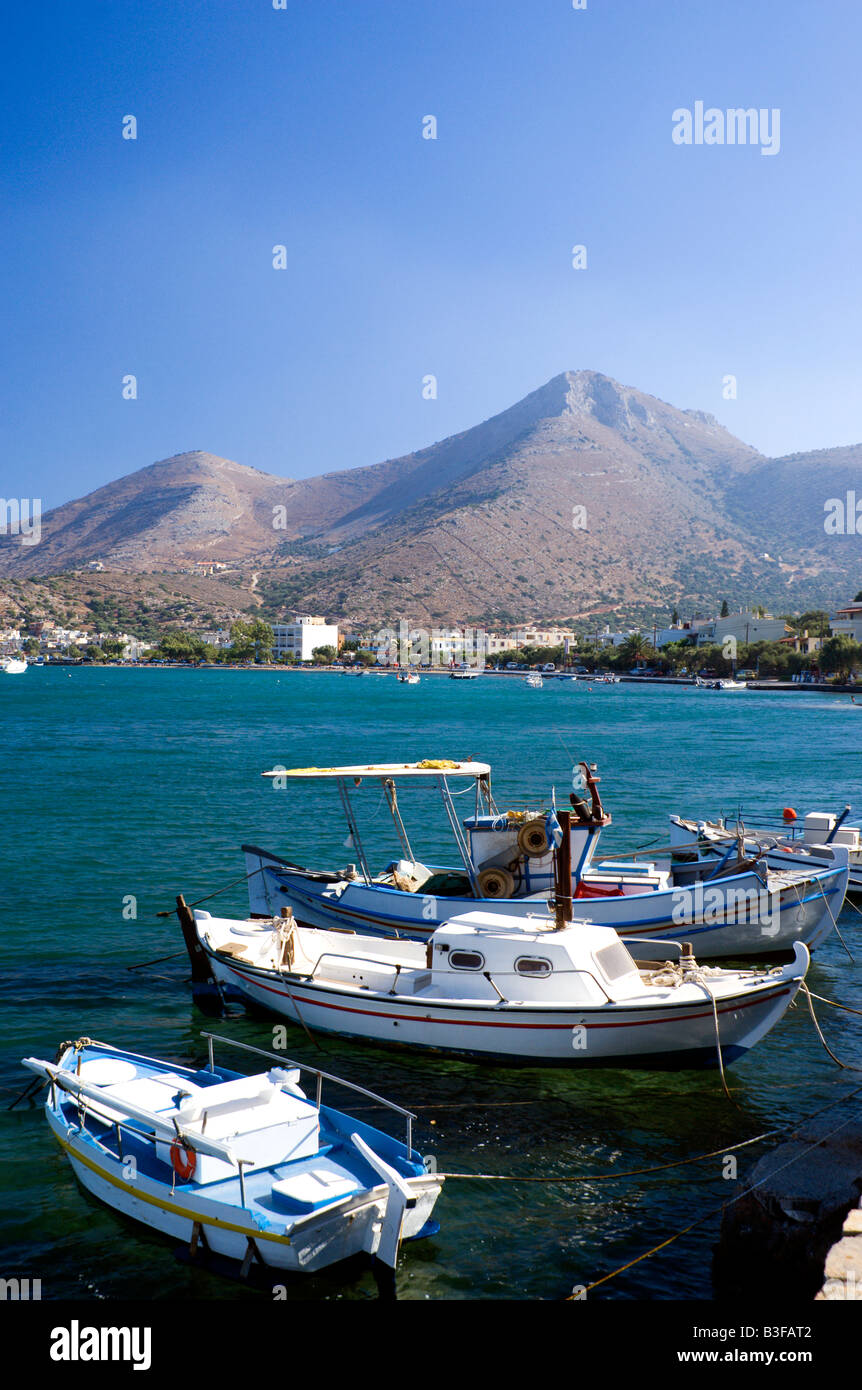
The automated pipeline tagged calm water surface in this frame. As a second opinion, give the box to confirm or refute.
[2,669,861,1300]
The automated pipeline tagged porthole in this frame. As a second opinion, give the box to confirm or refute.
[515,956,552,977]
[449,950,485,971]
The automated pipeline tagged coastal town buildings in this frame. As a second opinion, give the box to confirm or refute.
[695,612,789,647]
[273,616,340,662]
[831,601,862,645]
[510,625,577,648]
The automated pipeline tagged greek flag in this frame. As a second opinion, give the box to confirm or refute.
[545,807,564,850]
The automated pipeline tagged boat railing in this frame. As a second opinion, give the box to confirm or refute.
[302,949,409,992]
[481,967,614,1004]
[201,1032,417,1156]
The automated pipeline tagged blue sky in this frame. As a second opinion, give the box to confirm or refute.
[2,0,860,510]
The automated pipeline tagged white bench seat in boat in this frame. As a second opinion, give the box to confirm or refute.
[77,1059,138,1087]
[271,1167,362,1213]
[158,1073,321,1184]
[75,1070,204,1126]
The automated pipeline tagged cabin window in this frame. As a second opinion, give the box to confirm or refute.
[449,950,485,971]
[515,956,552,977]
[594,941,635,982]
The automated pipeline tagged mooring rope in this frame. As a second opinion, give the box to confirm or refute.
[799,981,862,1072]
[439,1129,780,1182]
[842,894,862,922]
[790,874,854,962]
[807,990,862,1018]
[154,865,268,917]
[703,981,735,1104]
[565,1081,862,1297]
[273,919,327,1054]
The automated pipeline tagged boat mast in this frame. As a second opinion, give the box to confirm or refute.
[554,810,574,928]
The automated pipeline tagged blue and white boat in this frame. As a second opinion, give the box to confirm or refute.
[242,760,848,958]
[22,1035,443,1276]
[670,810,862,897]
[245,758,610,921]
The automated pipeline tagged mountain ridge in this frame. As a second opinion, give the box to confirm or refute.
[1,370,857,622]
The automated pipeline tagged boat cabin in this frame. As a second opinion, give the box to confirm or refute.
[427,913,644,1003]
[803,813,862,852]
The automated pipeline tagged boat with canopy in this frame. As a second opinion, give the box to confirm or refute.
[242,761,847,957]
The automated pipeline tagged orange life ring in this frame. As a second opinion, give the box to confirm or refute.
[170,1138,197,1181]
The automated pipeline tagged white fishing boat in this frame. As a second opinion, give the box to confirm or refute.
[448,668,479,680]
[670,810,862,897]
[22,1034,443,1276]
[181,906,809,1069]
[242,761,847,957]
[694,677,747,690]
[1,657,27,675]
[524,674,543,689]
[396,672,421,685]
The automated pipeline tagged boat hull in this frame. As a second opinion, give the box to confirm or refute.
[245,849,845,958]
[205,946,803,1068]
[54,1116,438,1272]
[35,1042,442,1277]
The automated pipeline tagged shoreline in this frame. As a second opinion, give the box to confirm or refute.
[16,663,862,693]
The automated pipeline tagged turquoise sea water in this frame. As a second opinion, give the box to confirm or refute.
[2,668,861,1302]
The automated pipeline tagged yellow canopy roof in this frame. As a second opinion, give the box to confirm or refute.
[261,759,491,780]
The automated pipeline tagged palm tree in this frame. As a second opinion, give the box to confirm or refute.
[620,632,654,666]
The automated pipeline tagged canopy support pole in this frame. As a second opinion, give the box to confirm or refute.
[337,779,371,883]
[383,779,415,862]
[438,776,480,896]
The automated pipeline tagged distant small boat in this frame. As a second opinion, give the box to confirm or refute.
[1,658,27,675]
[694,677,747,690]
[397,673,420,684]
[22,1035,443,1277]
[449,669,479,680]
[525,674,543,689]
